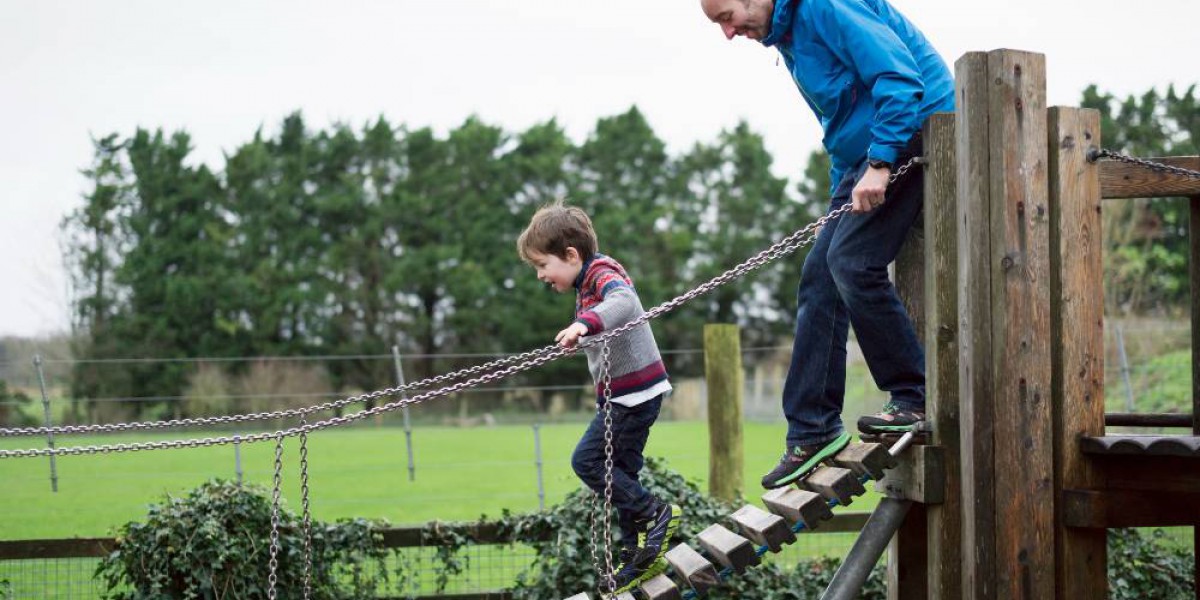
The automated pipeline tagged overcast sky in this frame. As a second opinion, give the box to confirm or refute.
[2,0,1196,338]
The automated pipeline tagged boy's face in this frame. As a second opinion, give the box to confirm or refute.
[527,248,583,293]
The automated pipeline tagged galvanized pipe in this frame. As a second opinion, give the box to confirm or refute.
[820,497,912,600]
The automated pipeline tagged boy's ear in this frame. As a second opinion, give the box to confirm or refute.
[565,247,582,264]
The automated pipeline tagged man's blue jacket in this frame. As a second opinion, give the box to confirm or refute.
[760,0,955,192]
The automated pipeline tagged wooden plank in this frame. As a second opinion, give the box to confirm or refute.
[761,487,833,529]
[955,50,997,600]
[1063,489,1200,528]
[0,538,116,560]
[697,524,759,575]
[1098,156,1200,199]
[1094,455,1200,494]
[1047,106,1107,600]
[640,573,682,600]
[922,111,962,600]
[730,504,794,552]
[1104,413,1194,428]
[663,544,721,595]
[833,442,897,479]
[704,324,744,503]
[800,466,866,506]
[875,445,946,504]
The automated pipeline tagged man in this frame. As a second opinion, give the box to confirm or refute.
[699,0,954,489]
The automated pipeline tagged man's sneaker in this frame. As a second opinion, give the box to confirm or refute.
[857,402,926,434]
[601,557,668,594]
[759,432,852,489]
[631,502,682,570]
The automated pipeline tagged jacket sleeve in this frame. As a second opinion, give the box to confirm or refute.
[810,0,925,165]
[575,272,638,335]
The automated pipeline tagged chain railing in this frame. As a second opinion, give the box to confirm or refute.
[1088,148,1200,179]
[0,157,919,460]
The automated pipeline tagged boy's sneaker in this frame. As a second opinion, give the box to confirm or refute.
[616,545,638,570]
[760,432,851,489]
[602,557,668,595]
[857,402,925,434]
[631,502,682,571]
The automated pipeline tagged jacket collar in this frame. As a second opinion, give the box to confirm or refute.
[574,253,603,291]
[760,0,800,48]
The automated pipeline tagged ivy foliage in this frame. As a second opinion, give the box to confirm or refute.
[1108,528,1195,600]
[95,479,391,600]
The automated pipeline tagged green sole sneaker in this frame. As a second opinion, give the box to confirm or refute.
[761,432,852,489]
[607,558,668,595]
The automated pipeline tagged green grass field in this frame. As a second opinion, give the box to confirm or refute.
[0,420,882,540]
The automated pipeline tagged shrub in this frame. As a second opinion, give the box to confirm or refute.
[96,479,391,600]
[1109,528,1195,599]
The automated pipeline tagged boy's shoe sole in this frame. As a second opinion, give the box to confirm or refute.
[760,432,851,489]
[606,558,668,595]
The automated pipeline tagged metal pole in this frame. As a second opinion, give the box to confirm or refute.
[234,438,244,485]
[34,355,58,492]
[821,498,913,600]
[1114,324,1135,413]
[392,345,415,482]
[533,424,546,510]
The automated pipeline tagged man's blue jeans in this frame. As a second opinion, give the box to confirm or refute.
[572,395,662,544]
[782,135,926,447]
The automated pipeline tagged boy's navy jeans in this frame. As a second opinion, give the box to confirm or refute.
[783,134,926,448]
[572,395,662,544]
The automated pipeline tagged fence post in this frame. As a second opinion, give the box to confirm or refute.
[533,424,546,510]
[34,354,58,493]
[234,438,244,485]
[1114,324,1135,412]
[392,345,416,482]
[703,323,743,504]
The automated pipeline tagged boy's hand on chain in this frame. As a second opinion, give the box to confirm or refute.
[555,322,589,348]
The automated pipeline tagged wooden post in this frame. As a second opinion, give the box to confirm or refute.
[704,323,744,503]
[922,112,962,600]
[1191,194,1200,599]
[955,49,1055,600]
[890,140,929,600]
[1047,106,1107,600]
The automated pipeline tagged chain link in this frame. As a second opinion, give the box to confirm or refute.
[299,419,313,600]
[1090,148,1200,179]
[598,340,616,593]
[0,157,920,460]
[268,435,283,600]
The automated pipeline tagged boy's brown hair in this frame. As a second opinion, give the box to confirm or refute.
[517,200,599,264]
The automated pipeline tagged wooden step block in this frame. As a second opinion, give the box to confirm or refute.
[614,594,636,600]
[640,573,682,600]
[562,594,590,600]
[800,466,866,506]
[833,442,897,479]
[697,523,760,574]
[761,487,833,529]
[731,504,795,552]
[665,543,722,595]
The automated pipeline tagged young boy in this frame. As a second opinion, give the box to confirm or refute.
[517,201,681,593]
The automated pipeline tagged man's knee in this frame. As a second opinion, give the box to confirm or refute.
[827,252,880,295]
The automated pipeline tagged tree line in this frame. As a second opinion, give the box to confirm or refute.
[59,84,1196,423]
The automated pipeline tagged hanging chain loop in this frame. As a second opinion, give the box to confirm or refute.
[268,435,284,600]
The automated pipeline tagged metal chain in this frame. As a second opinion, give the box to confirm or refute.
[0,157,920,460]
[598,340,616,593]
[299,419,313,600]
[268,435,283,600]
[1089,148,1200,179]
[587,491,602,589]
[1,346,557,437]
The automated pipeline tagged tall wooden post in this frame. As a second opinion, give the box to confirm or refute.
[922,112,963,600]
[704,323,744,503]
[891,141,929,600]
[955,49,1055,599]
[1047,106,1107,599]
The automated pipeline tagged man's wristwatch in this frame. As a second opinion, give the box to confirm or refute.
[868,159,893,171]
